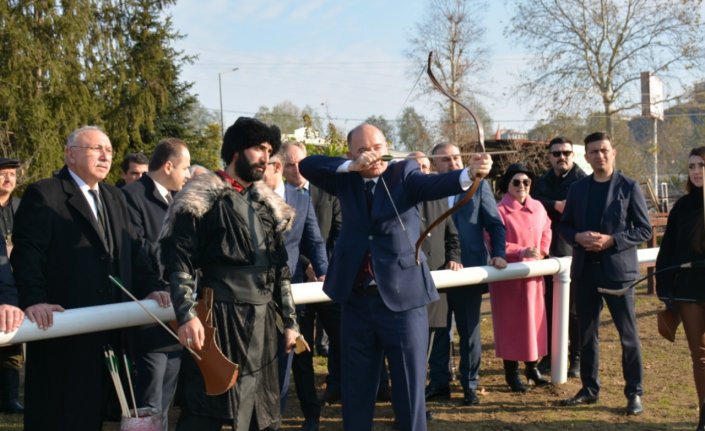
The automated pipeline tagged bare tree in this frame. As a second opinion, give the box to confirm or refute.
[507,0,705,133]
[406,0,491,145]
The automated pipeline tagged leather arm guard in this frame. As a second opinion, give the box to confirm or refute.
[169,271,198,325]
[278,279,299,333]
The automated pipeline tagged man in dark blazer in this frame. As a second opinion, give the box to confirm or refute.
[281,141,343,408]
[11,126,157,431]
[407,151,462,335]
[426,143,506,406]
[531,136,587,377]
[264,152,328,431]
[122,138,191,431]
[299,123,492,431]
[559,131,651,416]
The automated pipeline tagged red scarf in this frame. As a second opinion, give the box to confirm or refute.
[215,170,246,193]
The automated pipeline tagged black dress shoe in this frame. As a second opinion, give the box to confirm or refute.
[560,391,599,406]
[463,388,480,405]
[525,366,550,387]
[626,395,643,416]
[568,359,580,378]
[301,417,320,431]
[424,385,450,401]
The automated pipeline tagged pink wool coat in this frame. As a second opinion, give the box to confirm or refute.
[489,194,552,361]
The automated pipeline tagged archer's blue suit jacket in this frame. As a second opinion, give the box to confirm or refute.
[299,157,465,312]
[559,171,651,284]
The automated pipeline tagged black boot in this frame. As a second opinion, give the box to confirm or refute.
[503,360,526,393]
[0,368,23,413]
[697,401,705,431]
[525,361,549,386]
[568,354,580,378]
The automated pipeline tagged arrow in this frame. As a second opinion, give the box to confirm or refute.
[380,150,517,162]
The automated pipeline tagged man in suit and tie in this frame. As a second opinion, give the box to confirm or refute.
[299,123,492,431]
[122,138,191,431]
[425,143,506,405]
[559,131,651,415]
[406,152,463,333]
[264,151,327,431]
[281,141,343,407]
[11,126,158,431]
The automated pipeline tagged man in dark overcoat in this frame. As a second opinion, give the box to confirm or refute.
[11,126,156,431]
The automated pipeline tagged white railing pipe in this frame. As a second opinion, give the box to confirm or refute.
[0,247,660,385]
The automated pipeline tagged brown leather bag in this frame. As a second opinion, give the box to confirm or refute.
[191,288,239,395]
[657,307,681,343]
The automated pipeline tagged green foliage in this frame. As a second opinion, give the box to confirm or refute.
[254,101,323,135]
[397,107,432,152]
[0,0,195,186]
[363,115,395,146]
[306,123,347,157]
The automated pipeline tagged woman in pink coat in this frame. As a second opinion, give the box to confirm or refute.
[490,163,552,393]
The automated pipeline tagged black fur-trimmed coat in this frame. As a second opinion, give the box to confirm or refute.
[159,171,296,428]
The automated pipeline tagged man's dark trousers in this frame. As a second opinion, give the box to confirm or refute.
[341,291,427,431]
[429,287,483,391]
[575,263,643,398]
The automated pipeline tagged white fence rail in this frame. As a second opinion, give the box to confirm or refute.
[0,248,660,384]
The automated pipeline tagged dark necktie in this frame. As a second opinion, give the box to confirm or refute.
[365,180,375,212]
[88,189,108,243]
[165,193,173,204]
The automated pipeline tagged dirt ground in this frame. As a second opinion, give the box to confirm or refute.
[278,287,698,431]
[0,285,698,430]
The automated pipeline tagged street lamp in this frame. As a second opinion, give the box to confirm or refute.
[219,67,239,137]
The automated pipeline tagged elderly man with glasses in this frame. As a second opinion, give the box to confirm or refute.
[11,126,159,431]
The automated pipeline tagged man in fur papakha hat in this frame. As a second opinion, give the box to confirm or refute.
[160,116,301,431]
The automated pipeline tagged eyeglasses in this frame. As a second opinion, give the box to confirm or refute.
[551,150,573,158]
[511,179,531,188]
[70,145,113,156]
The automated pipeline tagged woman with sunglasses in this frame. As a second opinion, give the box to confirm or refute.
[655,146,705,431]
[488,163,552,392]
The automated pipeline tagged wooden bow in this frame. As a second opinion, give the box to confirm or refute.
[415,51,487,265]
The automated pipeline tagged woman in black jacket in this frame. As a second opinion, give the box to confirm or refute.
[656,146,705,431]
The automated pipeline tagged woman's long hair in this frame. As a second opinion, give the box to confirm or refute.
[686,146,705,253]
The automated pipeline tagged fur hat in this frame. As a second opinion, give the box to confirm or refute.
[221,117,282,165]
[499,163,534,193]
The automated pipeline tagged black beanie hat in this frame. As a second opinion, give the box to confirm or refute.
[499,163,534,193]
[221,117,282,165]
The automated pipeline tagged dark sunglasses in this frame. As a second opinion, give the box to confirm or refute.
[511,179,531,187]
[551,150,573,158]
